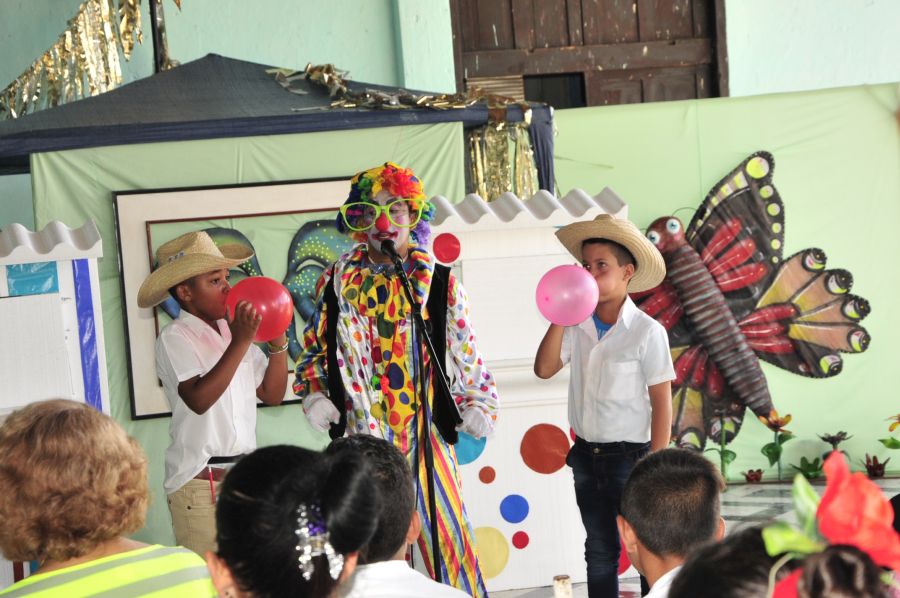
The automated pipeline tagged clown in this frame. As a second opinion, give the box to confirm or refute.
[293,163,498,597]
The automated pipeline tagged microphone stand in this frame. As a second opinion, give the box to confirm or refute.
[381,241,461,584]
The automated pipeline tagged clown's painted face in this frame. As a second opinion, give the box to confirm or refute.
[365,189,414,262]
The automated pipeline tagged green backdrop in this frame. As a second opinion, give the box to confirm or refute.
[555,83,900,482]
[31,122,464,544]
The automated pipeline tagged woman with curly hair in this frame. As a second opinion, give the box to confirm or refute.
[0,400,215,597]
[292,163,498,597]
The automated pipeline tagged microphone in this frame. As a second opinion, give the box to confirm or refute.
[379,239,404,267]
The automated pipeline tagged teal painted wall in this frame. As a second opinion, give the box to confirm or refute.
[725,0,900,97]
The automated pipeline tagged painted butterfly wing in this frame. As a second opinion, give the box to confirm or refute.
[631,281,694,348]
[685,151,784,322]
[670,344,746,449]
[740,249,871,378]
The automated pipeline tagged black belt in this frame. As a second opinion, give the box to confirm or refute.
[573,436,649,454]
[208,455,242,465]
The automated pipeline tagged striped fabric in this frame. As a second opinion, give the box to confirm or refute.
[413,414,487,598]
[0,545,216,597]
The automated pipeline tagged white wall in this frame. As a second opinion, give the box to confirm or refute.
[726,0,900,97]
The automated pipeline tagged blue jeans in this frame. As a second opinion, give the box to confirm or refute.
[567,437,650,598]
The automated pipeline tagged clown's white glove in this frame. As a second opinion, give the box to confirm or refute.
[304,392,340,433]
[456,407,493,439]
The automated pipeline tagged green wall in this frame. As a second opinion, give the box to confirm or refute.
[555,83,900,480]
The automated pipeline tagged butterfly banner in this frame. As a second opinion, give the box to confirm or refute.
[633,152,871,449]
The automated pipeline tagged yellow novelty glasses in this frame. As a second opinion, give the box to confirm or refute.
[339,199,423,232]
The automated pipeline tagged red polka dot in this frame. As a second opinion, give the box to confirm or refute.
[521,424,570,474]
[512,531,529,549]
[479,467,496,484]
[457,319,466,328]
[389,412,401,426]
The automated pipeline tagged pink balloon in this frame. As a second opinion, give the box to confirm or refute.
[226,277,294,342]
[433,233,461,263]
[535,265,599,326]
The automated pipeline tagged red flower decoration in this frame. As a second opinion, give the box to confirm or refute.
[380,165,422,199]
[816,451,900,570]
[772,569,801,598]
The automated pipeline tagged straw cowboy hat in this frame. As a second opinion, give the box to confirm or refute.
[137,231,254,308]
[556,214,666,293]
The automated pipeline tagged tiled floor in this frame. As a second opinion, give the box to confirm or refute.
[492,478,900,598]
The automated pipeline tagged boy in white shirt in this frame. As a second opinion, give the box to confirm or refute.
[328,434,469,598]
[137,231,289,555]
[617,449,726,598]
[534,214,675,598]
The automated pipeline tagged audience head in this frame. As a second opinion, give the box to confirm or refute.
[326,435,416,564]
[670,525,889,598]
[0,399,149,564]
[618,448,725,571]
[209,445,379,598]
[794,545,888,598]
[669,526,784,598]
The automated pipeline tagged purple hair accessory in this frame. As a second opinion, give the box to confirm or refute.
[295,502,344,581]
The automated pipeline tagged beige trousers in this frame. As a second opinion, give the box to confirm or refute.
[167,477,222,556]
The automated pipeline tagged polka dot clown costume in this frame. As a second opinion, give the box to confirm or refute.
[293,163,498,597]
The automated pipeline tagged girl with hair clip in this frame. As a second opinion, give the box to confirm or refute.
[205,445,378,598]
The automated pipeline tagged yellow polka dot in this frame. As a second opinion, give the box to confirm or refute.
[771,239,781,250]
[767,203,781,216]
[760,185,774,198]
[474,527,509,578]
[746,157,770,179]
[772,223,782,233]
[771,256,779,263]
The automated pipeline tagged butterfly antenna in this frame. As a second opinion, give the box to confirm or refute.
[672,206,699,222]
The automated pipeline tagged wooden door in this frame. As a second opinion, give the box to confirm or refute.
[450,0,728,106]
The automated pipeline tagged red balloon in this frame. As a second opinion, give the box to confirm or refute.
[433,233,461,263]
[225,277,294,342]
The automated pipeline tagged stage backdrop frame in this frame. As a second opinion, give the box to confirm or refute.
[114,177,349,419]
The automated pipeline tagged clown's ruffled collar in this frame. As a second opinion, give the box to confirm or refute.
[338,243,434,318]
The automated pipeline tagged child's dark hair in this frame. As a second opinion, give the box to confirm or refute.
[581,238,635,267]
[797,545,887,598]
[327,435,414,564]
[215,445,378,598]
[669,526,791,598]
[621,448,724,557]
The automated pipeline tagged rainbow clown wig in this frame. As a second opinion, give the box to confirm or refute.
[335,162,437,245]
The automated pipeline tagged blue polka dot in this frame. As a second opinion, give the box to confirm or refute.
[500,495,529,523]
[456,432,486,465]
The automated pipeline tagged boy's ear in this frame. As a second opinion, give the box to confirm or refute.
[174,281,191,303]
[406,511,421,544]
[205,551,238,597]
[616,515,638,552]
[623,262,636,282]
[715,516,726,541]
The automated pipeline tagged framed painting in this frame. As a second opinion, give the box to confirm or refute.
[114,177,352,418]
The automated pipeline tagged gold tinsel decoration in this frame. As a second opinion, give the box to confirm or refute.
[1,0,148,119]
[274,64,541,200]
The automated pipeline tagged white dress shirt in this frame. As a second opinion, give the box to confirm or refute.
[339,560,470,598]
[561,296,675,443]
[646,565,682,598]
[156,311,266,493]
